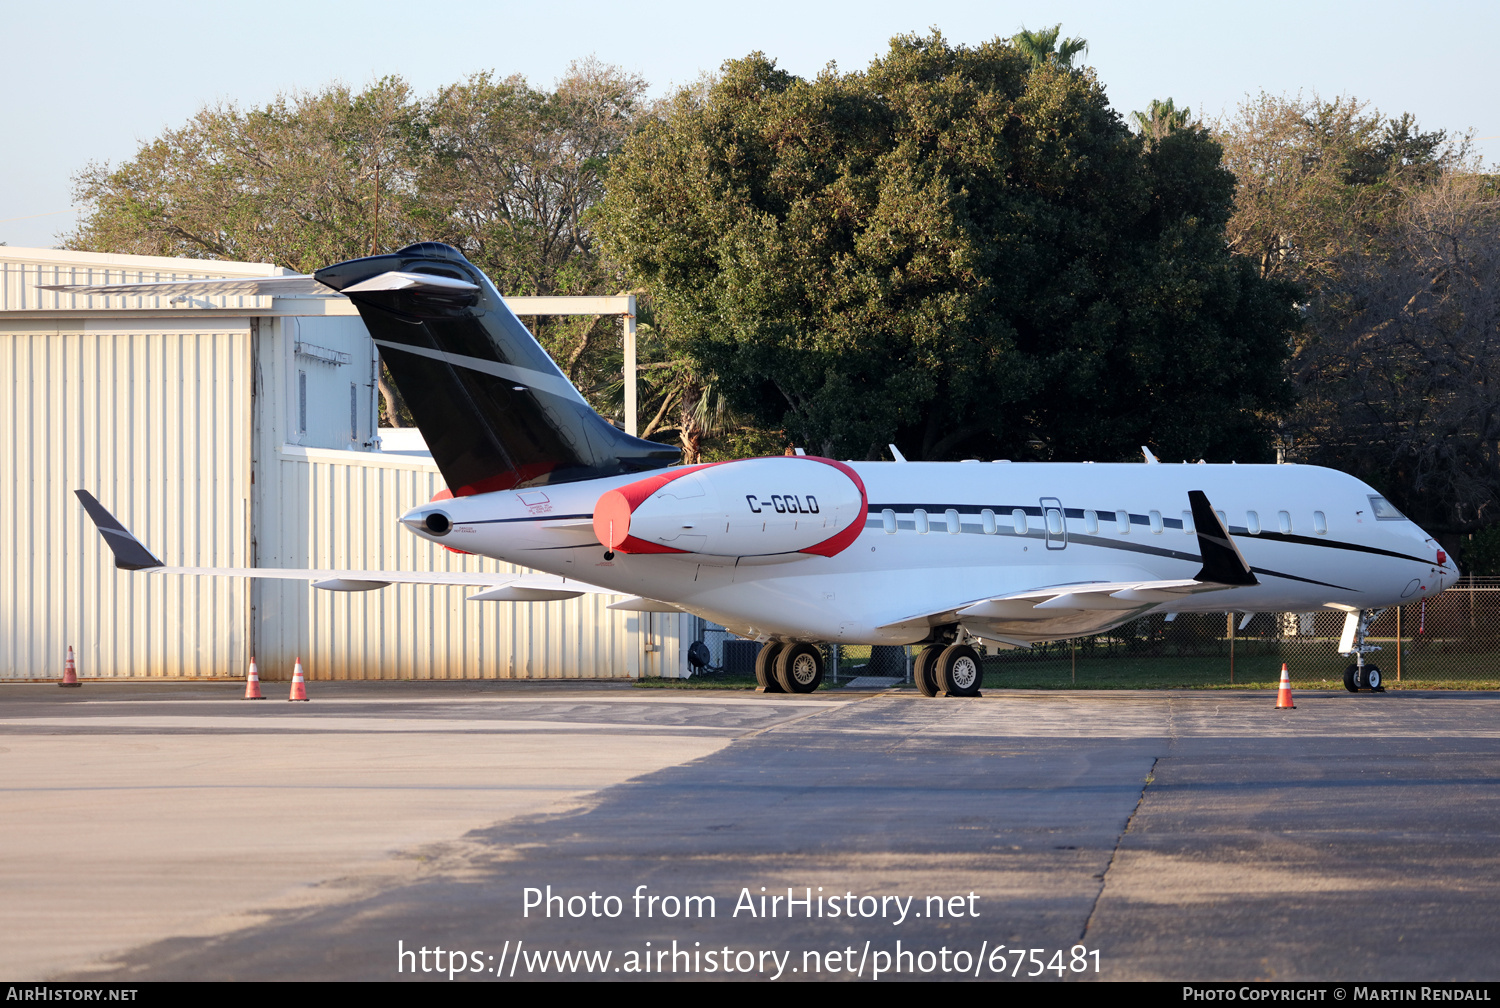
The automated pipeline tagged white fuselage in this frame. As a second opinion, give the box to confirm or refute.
[403,461,1457,644]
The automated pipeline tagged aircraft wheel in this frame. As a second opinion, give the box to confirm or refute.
[775,643,824,693]
[1360,664,1383,692]
[755,642,786,693]
[913,645,943,698]
[1343,665,1360,693]
[937,644,984,697]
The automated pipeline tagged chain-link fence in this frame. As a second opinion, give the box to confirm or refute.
[985,577,1500,687]
[694,579,1500,687]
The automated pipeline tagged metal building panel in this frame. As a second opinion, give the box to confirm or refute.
[251,447,666,680]
[0,318,252,678]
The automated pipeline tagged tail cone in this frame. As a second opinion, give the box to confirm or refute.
[244,657,264,699]
[288,658,309,701]
[1275,663,1296,710]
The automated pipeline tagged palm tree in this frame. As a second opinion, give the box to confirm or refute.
[1010,24,1089,69]
[1132,98,1193,142]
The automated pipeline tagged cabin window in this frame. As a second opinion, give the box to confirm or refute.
[881,509,896,534]
[945,508,961,535]
[1011,509,1028,535]
[1312,511,1328,535]
[1246,511,1261,535]
[914,509,930,534]
[1148,510,1163,534]
[1215,510,1228,528]
[1181,510,1195,533]
[1084,510,1098,534]
[1047,510,1064,536]
[1278,510,1292,534]
[981,509,997,535]
[1115,510,1130,534]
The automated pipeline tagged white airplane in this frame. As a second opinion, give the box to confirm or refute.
[56,243,1459,697]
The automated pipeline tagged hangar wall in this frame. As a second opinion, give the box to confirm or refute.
[253,446,684,680]
[0,315,254,678]
[0,247,689,681]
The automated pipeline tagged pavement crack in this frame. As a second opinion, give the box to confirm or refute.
[1079,753,1159,943]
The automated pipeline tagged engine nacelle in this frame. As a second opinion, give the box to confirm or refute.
[593,456,867,559]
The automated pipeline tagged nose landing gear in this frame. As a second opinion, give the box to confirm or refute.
[1338,609,1388,693]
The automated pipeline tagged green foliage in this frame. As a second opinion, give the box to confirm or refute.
[67,62,662,429]
[1216,93,1499,533]
[1010,24,1088,69]
[1132,98,1192,141]
[1462,527,1500,576]
[599,32,1298,462]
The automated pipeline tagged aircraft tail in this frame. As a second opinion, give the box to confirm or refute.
[315,243,679,496]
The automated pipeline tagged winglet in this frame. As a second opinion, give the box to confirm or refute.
[1188,490,1257,586]
[74,491,164,570]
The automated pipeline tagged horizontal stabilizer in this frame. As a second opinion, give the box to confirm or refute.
[75,490,613,599]
[1188,490,1258,586]
[341,271,478,295]
[40,275,334,298]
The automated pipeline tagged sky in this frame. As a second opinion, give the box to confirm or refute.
[3,0,1495,251]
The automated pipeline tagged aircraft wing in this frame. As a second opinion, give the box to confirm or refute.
[876,489,1258,642]
[75,490,610,602]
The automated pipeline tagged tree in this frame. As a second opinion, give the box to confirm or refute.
[1214,93,1457,288]
[599,32,1298,463]
[1286,174,1500,535]
[67,65,650,428]
[1010,24,1088,69]
[1132,98,1192,143]
[1213,93,1492,535]
[67,78,427,272]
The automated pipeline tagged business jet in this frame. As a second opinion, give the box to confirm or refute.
[54,243,1459,697]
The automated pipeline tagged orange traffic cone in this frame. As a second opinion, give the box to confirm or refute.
[243,657,265,700]
[288,658,309,701]
[59,645,80,687]
[1275,663,1296,710]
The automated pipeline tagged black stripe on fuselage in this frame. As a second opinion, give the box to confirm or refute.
[863,509,1361,592]
[866,503,1430,565]
[462,513,594,525]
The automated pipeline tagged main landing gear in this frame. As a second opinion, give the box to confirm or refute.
[754,641,824,694]
[1339,608,1387,693]
[914,642,984,698]
[754,638,981,697]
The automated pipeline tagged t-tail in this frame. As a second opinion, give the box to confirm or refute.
[315,243,679,496]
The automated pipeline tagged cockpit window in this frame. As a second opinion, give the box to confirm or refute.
[1368,496,1408,521]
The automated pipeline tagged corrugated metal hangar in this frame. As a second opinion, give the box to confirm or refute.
[0,246,696,681]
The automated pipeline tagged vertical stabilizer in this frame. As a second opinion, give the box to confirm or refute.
[315,243,678,496]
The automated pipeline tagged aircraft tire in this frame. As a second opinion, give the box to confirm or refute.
[1361,664,1382,691]
[937,644,984,697]
[1343,665,1360,693]
[913,645,943,698]
[755,643,787,693]
[775,643,824,693]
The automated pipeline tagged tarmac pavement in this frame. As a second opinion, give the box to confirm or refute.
[2,681,1497,982]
